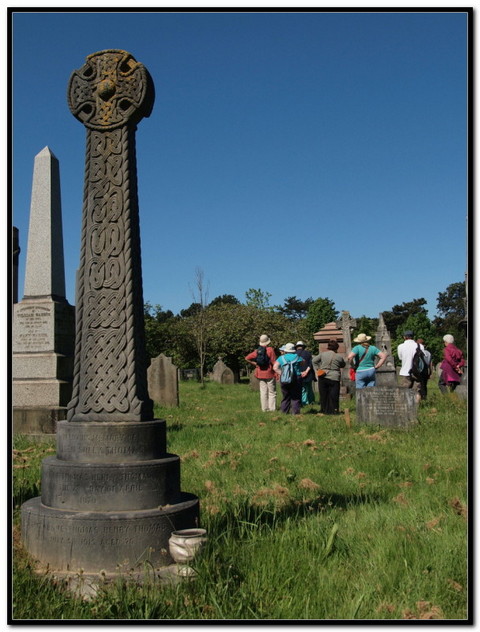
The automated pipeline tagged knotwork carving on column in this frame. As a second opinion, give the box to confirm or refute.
[67,51,154,422]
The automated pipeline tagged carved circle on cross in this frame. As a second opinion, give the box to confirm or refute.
[68,49,155,130]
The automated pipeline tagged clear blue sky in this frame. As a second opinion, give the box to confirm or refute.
[12,9,468,319]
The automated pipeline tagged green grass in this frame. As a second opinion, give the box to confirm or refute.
[12,381,468,621]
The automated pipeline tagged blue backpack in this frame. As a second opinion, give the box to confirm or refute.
[280,358,297,384]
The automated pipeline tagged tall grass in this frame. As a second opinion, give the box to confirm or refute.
[12,381,468,621]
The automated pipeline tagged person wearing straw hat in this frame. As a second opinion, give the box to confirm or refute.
[245,334,278,411]
[347,333,386,389]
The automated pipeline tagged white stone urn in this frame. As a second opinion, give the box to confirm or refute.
[169,528,207,575]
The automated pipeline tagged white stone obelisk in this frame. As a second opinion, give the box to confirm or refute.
[13,147,75,434]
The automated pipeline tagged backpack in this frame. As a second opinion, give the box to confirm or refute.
[410,344,429,380]
[256,346,270,369]
[280,358,297,384]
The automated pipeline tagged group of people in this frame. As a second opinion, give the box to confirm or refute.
[246,330,465,415]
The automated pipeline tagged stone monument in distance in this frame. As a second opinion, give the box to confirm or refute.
[21,50,199,585]
[12,147,75,434]
[374,313,397,387]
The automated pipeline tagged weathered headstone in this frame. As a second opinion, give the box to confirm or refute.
[356,387,418,428]
[374,313,397,387]
[21,50,199,589]
[249,373,260,391]
[12,147,75,435]
[335,311,357,398]
[148,353,179,407]
[211,358,234,384]
[335,311,356,354]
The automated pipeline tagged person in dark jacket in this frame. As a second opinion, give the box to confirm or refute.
[295,341,316,406]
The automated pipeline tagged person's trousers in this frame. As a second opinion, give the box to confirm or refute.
[259,377,277,411]
[355,368,376,389]
[280,380,302,414]
[317,377,340,414]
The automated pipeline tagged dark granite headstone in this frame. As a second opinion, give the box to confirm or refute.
[356,387,418,428]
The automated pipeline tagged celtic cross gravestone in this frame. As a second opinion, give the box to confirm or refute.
[21,50,199,586]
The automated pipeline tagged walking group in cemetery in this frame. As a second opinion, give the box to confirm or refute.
[245,327,465,417]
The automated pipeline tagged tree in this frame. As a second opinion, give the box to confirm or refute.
[275,296,314,320]
[245,288,272,311]
[383,298,428,340]
[351,315,378,342]
[143,302,175,360]
[304,297,338,337]
[433,281,466,352]
[180,302,202,318]
[392,312,442,365]
[209,294,240,307]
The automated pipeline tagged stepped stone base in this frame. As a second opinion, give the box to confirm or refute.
[21,494,199,573]
[21,419,200,574]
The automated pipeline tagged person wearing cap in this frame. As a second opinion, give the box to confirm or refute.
[273,343,308,414]
[347,333,387,389]
[245,334,278,411]
[438,334,465,393]
[397,330,424,392]
[295,341,315,406]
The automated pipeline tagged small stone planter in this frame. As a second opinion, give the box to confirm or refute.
[169,528,207,576]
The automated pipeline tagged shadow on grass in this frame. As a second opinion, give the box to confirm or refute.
[206,489,387,540]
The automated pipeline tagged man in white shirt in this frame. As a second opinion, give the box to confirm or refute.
[397,331,427,401]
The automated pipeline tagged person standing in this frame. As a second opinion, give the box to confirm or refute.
[312,340,346,414]
[438,334,465,393]
[416,338,432,400]
[347,333,386,389]
[397,330,423,392]
[273,343,307,415]
[295,341,315,406]
[245,334,277,411]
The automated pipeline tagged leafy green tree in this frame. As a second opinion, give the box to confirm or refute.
[180,302,202,318]
[275,296,314,320]
[304,297,338,337]
[209,294,240,307]
[433,281,466,352]
[351,315,378,342]
[245,288,273,311]
[383,298,428,340]
[392,312,442,365]
[144,302,175,360]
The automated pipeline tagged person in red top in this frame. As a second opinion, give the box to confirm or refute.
[245,335,278,411]
[439,334,465,393]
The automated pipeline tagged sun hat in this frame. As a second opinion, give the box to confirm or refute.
[259,334,271,346]
[295,341,306,348]
[443,334,454,344]
[353,333,371,343]
[281,343,296,353]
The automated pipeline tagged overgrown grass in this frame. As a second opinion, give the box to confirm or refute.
[12,381,468,621]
